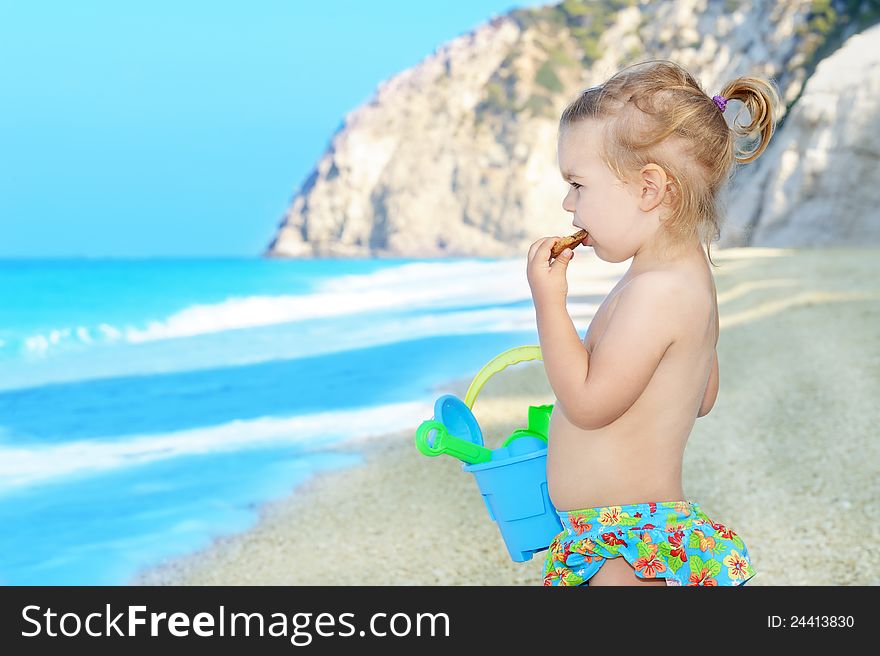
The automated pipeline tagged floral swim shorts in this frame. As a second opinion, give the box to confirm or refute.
[543,500,757,586]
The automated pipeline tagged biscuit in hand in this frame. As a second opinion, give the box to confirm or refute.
[550,229,588,259]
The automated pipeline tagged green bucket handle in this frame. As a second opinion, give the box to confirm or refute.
[464,345,543,409]
[466,345,552,446]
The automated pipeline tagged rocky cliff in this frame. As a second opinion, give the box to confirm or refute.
[265,0,880,258]
[719,20,880,247]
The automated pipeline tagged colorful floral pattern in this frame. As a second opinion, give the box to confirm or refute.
[542,500,757,586]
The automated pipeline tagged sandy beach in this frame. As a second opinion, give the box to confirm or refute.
[131,247,880,586]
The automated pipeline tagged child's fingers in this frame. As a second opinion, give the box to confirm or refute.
[549,247,573,271]
[537,237,560,262]
[528,237,557,263]
[528,237,551,261]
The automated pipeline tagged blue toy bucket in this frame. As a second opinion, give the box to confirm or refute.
[463,450,561,562]
[461,346,563,562]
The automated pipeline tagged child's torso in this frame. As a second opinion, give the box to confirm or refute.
[547,252,719,511]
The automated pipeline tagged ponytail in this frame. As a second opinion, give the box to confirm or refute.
[717,76,783,164]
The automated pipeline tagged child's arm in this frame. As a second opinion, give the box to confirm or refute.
[533,296,591,420]
[538,272,684,430]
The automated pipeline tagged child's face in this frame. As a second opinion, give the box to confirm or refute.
[557,120,664,264]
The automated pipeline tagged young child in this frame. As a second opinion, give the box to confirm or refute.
[526,60,781,586]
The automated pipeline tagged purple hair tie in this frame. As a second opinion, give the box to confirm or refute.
[712,94,728,112]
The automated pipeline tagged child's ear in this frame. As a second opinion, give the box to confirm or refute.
[637,164,670,212]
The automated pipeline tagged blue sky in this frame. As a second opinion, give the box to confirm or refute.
[0,1,549,258]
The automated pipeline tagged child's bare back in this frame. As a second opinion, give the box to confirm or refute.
[547,246,719,512]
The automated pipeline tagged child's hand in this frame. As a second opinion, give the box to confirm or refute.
[527,236,574,307]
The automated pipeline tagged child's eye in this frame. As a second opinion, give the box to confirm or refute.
[569,182,582,189]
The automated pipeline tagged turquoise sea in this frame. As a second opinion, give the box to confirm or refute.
[0,257,543,584]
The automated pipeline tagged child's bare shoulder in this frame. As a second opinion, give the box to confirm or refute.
[612,270,709,338]
[617,270,699,304]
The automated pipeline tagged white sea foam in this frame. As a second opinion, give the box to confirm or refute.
[123,259,531,343]
[7,257,617,389]
[18,259,533,354]
[0,400,433,491]
[4,300,603,392]
[19,324,109,355]
[24,334,50,353]
[76,326,92,343]
[0,306,531,392]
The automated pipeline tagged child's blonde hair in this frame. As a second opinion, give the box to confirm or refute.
[558,60,782,266]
